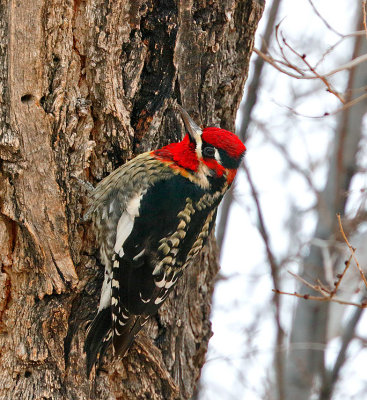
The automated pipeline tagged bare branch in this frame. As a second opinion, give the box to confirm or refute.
[332,255,353,296]
[337,214,367,289]
[242,160,286,400]
[281,34,345,103]
[320,302,365,400]
[307,0,344,37]
[273,289,367,308]
[276,213,367,310]
[254,48,367,82]
[274,92,367,119]
[363,1,367,39]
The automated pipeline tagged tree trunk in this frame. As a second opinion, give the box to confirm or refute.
[284,9,367,400]
[0,1,264,399]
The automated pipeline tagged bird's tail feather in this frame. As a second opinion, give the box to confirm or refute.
[113,315,149,358]
[85,309,149,376]
[84,307,112,377]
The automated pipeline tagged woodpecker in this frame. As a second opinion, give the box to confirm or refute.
[84,105,246,375]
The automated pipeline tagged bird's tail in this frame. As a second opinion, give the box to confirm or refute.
[84,307,112,377]
[85,308,150,376]
[112,314,149,358]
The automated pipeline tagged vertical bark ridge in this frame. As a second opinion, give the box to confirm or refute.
[0,1,263,399]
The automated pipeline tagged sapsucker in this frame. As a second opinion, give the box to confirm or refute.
[84,105,246,375]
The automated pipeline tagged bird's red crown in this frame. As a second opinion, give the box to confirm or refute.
[152,126,245,177]
[201,127,246,159]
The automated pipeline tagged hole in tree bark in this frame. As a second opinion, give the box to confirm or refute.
[40,96,46,111]
[24,370,32,378]
[21,94,35,103]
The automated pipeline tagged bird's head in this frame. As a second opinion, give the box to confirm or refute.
[152,106,246,189]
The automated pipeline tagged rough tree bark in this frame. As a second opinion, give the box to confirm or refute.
[0,1,264,399]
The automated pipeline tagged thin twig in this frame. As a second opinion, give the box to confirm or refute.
[288,270,324,293]
[281,35,345,102]
[253,48,367,82]
[278,214,367,309]
[307,0,343,37]
[337,214,367,289]
[243,161,280,292]
[275,92,367,119]
[363,1,367,40]
[332,254,353,296]
[273,289,367,308]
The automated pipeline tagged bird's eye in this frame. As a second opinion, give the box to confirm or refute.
[203,146,215,158]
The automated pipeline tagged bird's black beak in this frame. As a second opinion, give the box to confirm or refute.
[177,104,202,143]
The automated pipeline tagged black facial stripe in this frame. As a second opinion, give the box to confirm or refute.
[202,139,243,167]
[217,148,242,169]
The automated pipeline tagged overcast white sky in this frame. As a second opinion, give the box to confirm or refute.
[199,1,366,399]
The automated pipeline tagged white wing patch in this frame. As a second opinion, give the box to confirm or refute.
[126,194,142,215]
[98,270,112,311]
[114,213,134,257]
[114,192,142,257]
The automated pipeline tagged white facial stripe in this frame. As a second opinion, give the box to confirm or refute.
[195,135,203,159]
[214,148,221,164]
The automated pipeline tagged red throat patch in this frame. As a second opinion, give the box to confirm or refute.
[226,169,237,185]
[202,158,225,178]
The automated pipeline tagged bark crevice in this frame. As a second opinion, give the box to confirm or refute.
[0,1,263,399]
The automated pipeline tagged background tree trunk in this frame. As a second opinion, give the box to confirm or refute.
[284,10,367,400]
[0,1,264,399]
